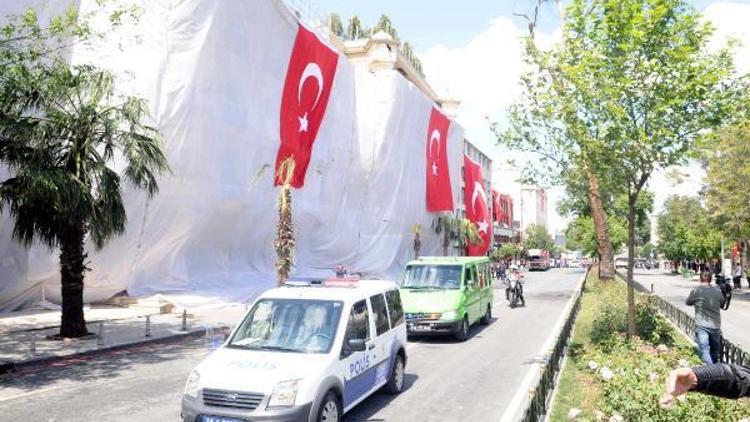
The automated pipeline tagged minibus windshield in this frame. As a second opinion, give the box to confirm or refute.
[229,299,343,354]
[402,265,462,289]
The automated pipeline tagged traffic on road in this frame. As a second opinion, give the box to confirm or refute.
[0,268,584,422]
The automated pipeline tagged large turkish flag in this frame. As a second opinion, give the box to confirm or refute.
[275,24,339,188]
[463,155,491,256]
[425,107,454,212]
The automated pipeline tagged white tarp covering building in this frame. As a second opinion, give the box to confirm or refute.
[0,0,465,312]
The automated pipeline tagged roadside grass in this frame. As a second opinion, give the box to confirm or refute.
[549,271,750,421]
[549,270,601,421]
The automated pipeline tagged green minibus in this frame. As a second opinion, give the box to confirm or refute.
[399,257,493,341]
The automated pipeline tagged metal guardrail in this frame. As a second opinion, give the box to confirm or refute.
[520,268,588,422]
[616,270,749,366]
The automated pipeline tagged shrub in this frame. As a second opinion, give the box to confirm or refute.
[635,301,675,346]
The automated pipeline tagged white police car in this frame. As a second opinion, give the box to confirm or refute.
[181,278,408,422]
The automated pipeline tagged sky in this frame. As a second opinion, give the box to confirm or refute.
[312,0,750,234]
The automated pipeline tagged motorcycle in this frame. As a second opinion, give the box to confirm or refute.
[507,272,526,308]
[715,274,733,310]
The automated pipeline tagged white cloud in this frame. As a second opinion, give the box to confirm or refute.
[704,1,750,75]
[418,2,750,232]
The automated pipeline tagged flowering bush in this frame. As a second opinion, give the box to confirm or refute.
[571,279,750,421]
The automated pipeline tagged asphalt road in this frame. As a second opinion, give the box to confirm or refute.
[0,268,584,422]
[633,269,750,351]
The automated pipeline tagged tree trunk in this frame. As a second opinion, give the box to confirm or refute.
[586,167,615,280]
[59,224,89,338]
[626,195,637,338]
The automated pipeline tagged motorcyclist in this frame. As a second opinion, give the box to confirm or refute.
[506,265,525,306]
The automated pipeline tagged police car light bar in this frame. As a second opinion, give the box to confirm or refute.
[323,276,360,287]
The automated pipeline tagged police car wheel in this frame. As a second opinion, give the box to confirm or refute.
[317,391,341,422]
[384,355,405,394]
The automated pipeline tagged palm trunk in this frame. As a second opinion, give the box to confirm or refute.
[626,195,637,338]
[586,167,615,280]
[275,186,294,286]
[443,232,449,256]
[59,224,88,338]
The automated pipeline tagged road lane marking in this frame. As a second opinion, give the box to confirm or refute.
[498,270,587,422]
[0,386,60,403]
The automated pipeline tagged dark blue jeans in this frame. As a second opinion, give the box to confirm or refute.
[695,326,721,364]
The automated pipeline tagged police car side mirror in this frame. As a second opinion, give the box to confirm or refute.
[347,338,367,352]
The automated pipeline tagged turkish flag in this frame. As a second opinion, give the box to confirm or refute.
[463,155,491,256]
[425,107,454,212]
[492,189,501,223]
[275,24,339,188]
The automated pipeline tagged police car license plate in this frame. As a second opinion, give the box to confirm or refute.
[199,416,245,422]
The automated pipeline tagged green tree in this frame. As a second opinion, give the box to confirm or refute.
[704,121,750,268]
[0,69,167,337]
[494,243,522,260]
[346,16,367,40]
[328,13,344,37]
[657,195,721,268]
[566,215,628,257]
[524,224,555,250]
[559,183,654,256]
[374,14,398,39]
[0,7,168,338]
[515,0,743,337]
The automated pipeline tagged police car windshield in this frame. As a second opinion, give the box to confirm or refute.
[402,265,462,289]
[229,299,343,354]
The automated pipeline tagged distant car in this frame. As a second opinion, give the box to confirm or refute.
[615,258,628,269]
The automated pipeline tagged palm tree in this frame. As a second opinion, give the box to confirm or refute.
[412,223,421,259]
[328,13,344,38]
[0,62,169,338]
[457,218,481,255]
[432,214,455,256]
[275,157,296,286]
[432,214,481,256]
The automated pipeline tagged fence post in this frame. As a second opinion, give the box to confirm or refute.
[97,322,104,346]
[30,332,36,355]
[181,309,188,331]
[145,315,151,338]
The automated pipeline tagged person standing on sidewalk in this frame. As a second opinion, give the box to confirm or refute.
[732,261,742,290]
[686,271,726,364]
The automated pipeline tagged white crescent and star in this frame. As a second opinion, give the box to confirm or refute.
[429,129,441,176]
[297,62,324,133]
[471,181,490,235]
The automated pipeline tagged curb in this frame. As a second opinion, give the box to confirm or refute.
[2,326,215,375]
[0,313,160,335]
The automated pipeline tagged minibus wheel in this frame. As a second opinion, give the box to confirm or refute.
[480,305,491,325]
[454,316,469,341]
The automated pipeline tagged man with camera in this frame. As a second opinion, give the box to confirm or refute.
[686,271,727,365]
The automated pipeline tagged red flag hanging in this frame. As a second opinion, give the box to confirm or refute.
[463,155,491,256]
[275,24,339,188]
[492,189,501,223]
[425,107,454,211]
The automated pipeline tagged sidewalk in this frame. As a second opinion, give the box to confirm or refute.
[632,269,750,351]
[0,302,246,372]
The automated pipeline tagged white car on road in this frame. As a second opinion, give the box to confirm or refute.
[181,278,408,422]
